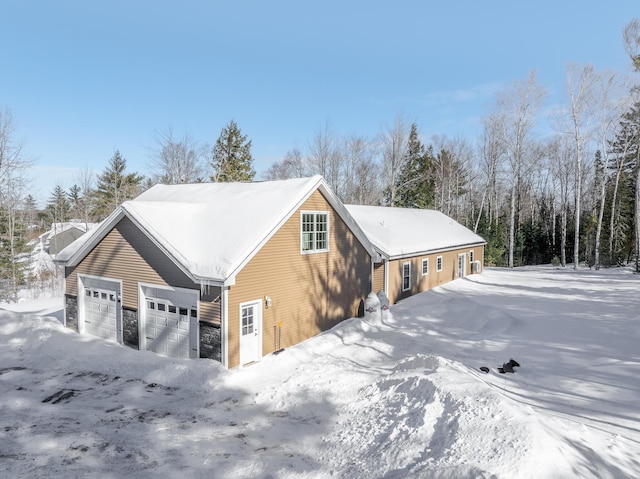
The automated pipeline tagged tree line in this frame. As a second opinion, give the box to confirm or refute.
[2,20,640,301]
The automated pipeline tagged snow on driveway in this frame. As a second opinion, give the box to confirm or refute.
[1,266,639,478]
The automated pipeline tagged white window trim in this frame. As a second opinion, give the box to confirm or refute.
[421,258,429,276]
[402,261,411,292]
[300,210,330,254]
[436,255,443,272]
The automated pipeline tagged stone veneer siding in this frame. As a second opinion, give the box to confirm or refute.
[64,295,78,332]
[199,322,221,362]
[122,308,139,349]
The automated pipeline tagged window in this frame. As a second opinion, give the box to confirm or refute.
[436,256,443,272]
[301,211,329,253]
[469,250,474,263]
[422,258,429,276]
[402,262,411,291]
[241,305,254,335]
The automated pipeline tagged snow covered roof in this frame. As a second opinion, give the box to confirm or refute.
[345,205,485,259]
[55,176,377,285]
[39,221,96,240]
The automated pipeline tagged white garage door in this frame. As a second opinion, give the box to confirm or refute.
[81,277,122,342]
[142,286,198,359]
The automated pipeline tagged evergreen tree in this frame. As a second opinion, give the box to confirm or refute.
[393,124,436,209]
[45,185,71,225]
[210,120,255,182]
[93,150,144,219]
[22,194,39,229]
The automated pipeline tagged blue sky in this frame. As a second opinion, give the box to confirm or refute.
[2,1,637,207]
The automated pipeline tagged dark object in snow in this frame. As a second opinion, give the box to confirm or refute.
[479,366,490,373]
[496,358,521,373]
[502,361,515,373]
[273,348,286,355]
[42,390,75,404]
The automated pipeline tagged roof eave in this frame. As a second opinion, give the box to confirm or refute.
[384,240,487,261]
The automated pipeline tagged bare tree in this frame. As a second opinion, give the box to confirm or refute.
[623,18,640,73]
[623,19,640,270]
[149,127,206,184]
[307,122,342,194]
[430,134,474,221]
[475,112,505,233]
[72,165,96,225]
[494,71,546,267]
[263,148,309,180]
[548,136,575,267]
[380,114,410,206]
[341,134,380,205]
[565,63,599,269]
[0,107,33,301]
[592,72,630,268]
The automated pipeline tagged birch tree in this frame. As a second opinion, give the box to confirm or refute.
[0,107,33,301]
[548,137,575,267]
[565,63,598,269]
[623,18,640,271]
[592,72,629,268]
[494,71,545,268]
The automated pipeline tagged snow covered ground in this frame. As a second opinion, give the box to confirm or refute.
[1,266,639,478]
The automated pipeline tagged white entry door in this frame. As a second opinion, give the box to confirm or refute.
[458,253,467,279]
[239,300,262,366]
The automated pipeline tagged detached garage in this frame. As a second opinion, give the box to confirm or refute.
[54,176,378,368]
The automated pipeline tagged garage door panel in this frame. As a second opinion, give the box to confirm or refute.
[81,277,122,343]
[143,286,198,359]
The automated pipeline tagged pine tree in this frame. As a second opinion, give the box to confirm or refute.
[210,120,255,182]
[45,185,71,225]
[393,124,436,209]
[93,150,144,219]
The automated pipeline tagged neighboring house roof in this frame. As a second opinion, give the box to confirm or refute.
[40,222,97,241]
[55,176,378,286]
[345,205,486,260]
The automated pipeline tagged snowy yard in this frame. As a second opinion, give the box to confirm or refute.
[1,266,639,478]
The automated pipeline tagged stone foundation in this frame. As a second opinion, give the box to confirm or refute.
[64,295,78,332]
[122,308,139,349]
[199,322,221,362]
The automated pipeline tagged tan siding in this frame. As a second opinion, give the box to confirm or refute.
[227,189,371,368]
[373,262,385,294]
[64,217,222,323]
[386,245,485,304]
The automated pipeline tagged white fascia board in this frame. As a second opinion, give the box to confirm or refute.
[385,241,487,261]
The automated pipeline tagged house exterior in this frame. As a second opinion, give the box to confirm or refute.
[41,222,96,255]
[346,205,486,305]
[54,176,378,368]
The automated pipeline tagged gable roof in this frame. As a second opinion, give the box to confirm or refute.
[345,205,485,260]
[55,176,378,286]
